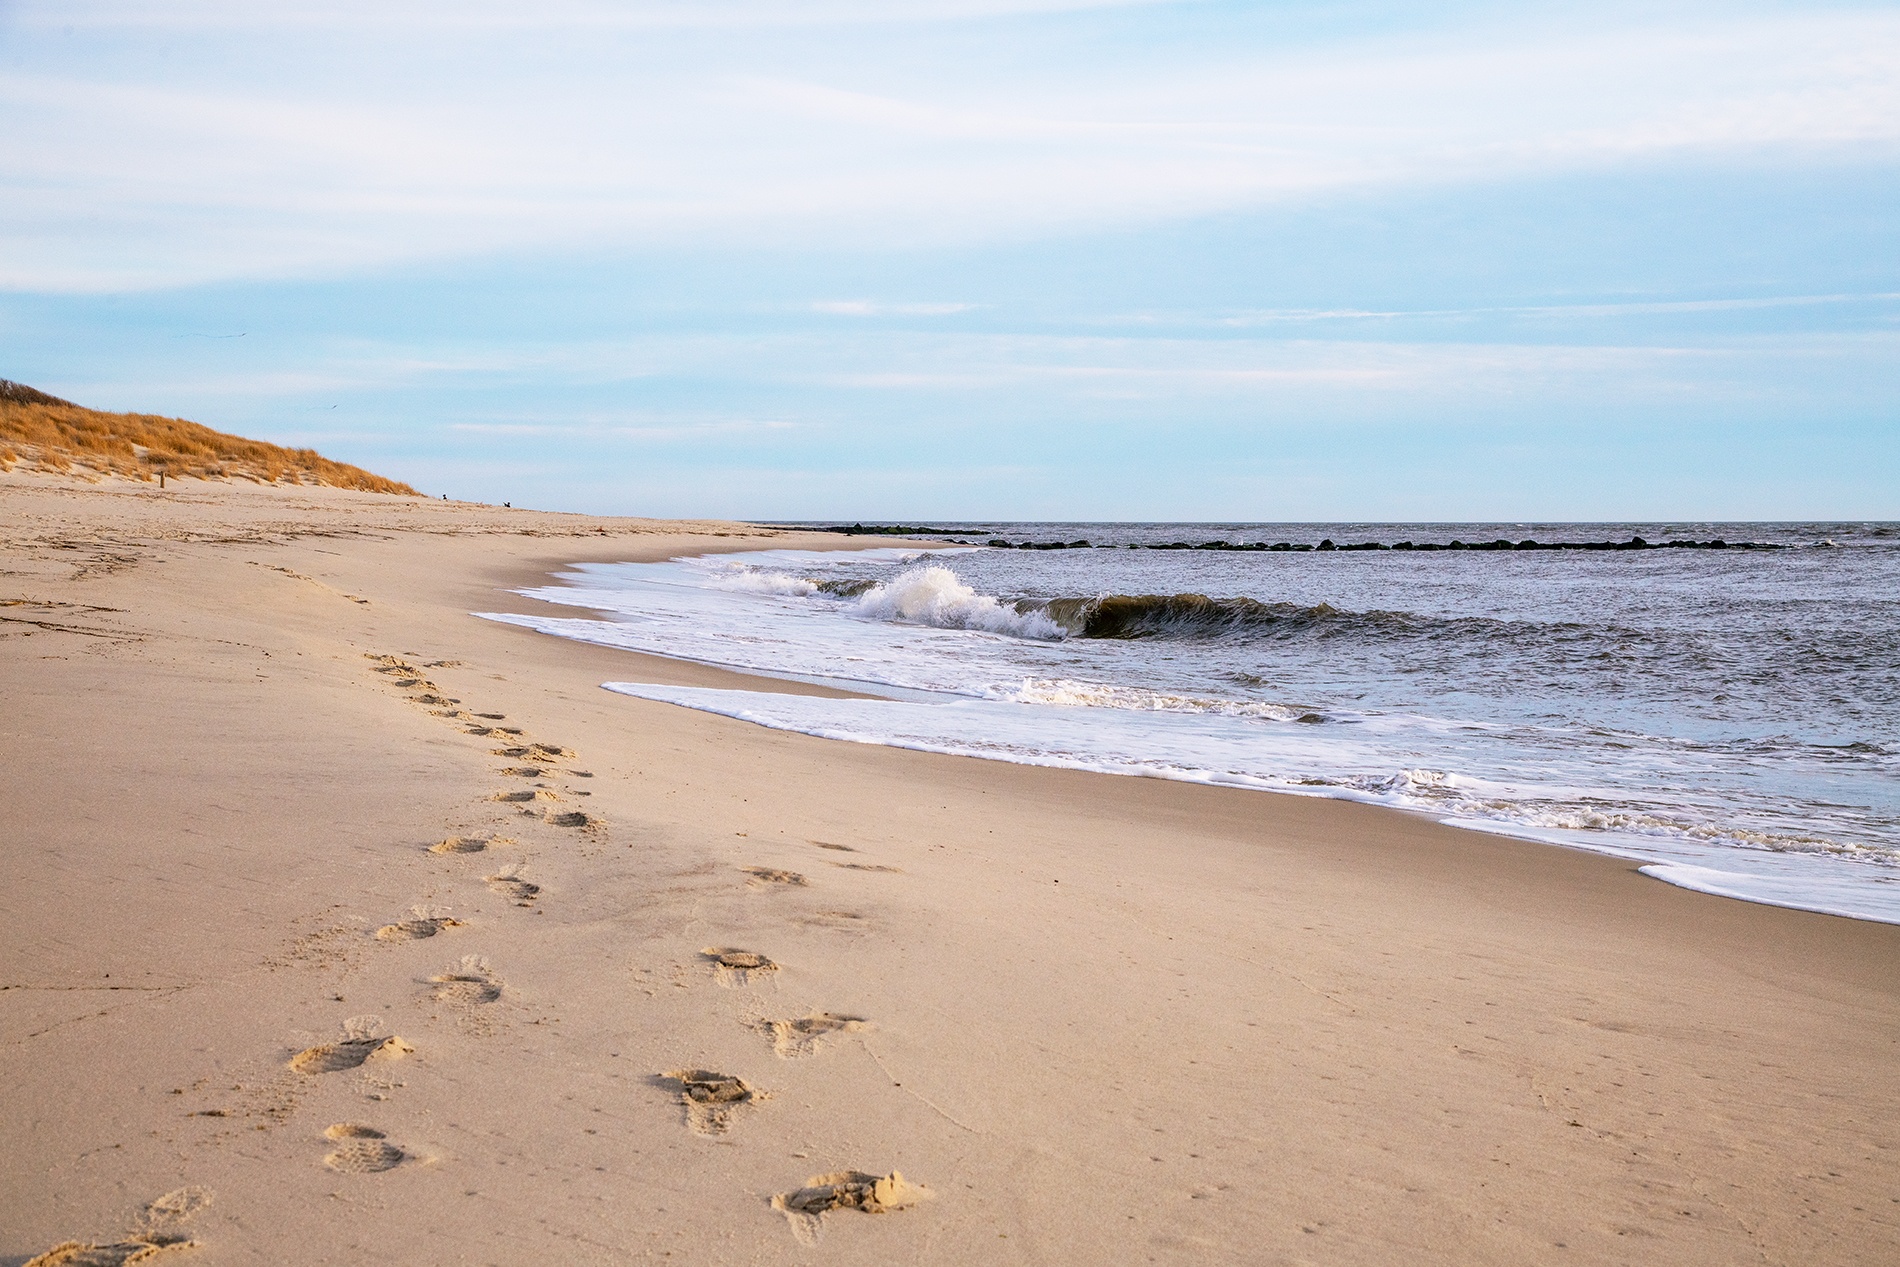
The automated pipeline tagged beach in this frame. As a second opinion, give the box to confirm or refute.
[3,474,1896,1265]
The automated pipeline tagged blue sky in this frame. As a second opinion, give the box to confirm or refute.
[3,0,1897,519]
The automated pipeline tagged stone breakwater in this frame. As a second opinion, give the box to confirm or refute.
[806,525,1787,552]
[991,536,1776,552]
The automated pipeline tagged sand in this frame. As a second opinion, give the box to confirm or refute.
[2,472,1895,1265]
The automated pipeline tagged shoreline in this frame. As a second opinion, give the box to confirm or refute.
[494,541,1900,928]
[4,475,1895,1264]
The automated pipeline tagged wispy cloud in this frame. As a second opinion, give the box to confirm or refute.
[78,327,1898,412]
[1173,292,1900,327]
[25,0,1179,32]
[810,300,977,315]
[447,417,797,440]
[4,6,1898,290]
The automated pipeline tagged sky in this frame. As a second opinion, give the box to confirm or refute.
[2,0,1897,520]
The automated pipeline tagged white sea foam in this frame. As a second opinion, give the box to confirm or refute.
[1636,862,1900,923]
[994,678,1314,721]
[703,567,818,596]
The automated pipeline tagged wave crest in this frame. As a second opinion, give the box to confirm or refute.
[848,566,1065,640]
[1034,592,1403,641]
[820,572,1483,647]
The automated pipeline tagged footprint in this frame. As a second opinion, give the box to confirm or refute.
[142,1190,211,1224]
[322,1124,404,1174]
[491,746,532,758]
[26,1189,212,1267]
[760,1012,867,1059]
[465,726,496,736]
[485,866,540,905]
[742,866,808,887]
[776,1169,924,1215]
[528,742,573,758]
[429,955,502,1005]
[499,766,542,778]
[290,1036,415,1075]
[289,1019,415,1075]
[701,947,777,986]
[374,913,464,942]
[492,789,557,803]
[833,862,903,873]
[772,1171,926,1243]
[25,1235,196,1266]
[547,811,591,828]
[474,712,506,720]
[809,840,855,852]
[430,835,512,855]
[806,910,867,929]
[660,1069,762,1136]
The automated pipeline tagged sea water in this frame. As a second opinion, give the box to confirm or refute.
[478,521,1900,923]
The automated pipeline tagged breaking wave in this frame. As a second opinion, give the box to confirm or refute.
[843,566,1065,640]
[824,570,1579,648]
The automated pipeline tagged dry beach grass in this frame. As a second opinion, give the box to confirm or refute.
[0,381,417,493]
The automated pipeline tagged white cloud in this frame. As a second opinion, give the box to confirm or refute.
[810,300,977,315]
[85,328,1898,417]
[3,6,1897,290]
[23,0,1180,31]
[1183,292,1900,327]
[448,417,797,440]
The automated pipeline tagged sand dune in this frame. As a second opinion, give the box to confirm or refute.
[0,380,418,494]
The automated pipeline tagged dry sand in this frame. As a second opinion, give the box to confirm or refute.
[2,473,1895,1265]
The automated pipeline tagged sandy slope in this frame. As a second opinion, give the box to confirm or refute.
[2,473,1895,1266]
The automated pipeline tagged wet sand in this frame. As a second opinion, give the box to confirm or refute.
[3,473,1895,1265]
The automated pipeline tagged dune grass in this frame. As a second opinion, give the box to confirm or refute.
[0,380,418,494]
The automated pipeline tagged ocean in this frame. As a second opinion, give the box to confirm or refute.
[480,521,1900,924]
